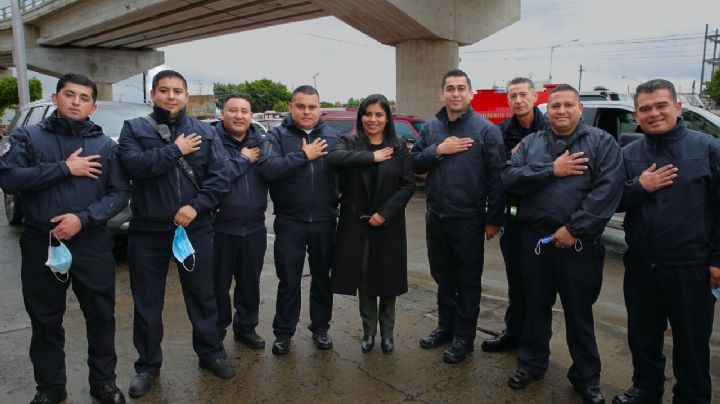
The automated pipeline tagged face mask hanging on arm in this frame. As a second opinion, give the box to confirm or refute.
[45,231,71,282]
[534,235,583,255]
[534,235,554,255]
[172,225,196,272]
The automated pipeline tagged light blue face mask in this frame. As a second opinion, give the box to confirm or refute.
[172,225,195,272]
[45,231,71,282]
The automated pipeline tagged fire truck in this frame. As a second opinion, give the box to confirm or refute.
[471,83,562,124]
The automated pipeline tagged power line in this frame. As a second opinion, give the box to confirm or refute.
[462,33,703,54]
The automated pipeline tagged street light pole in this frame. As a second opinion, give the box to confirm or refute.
[548,38,579,83]
[312,72,319,90]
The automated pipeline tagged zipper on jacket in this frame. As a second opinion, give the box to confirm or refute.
[243,174,250,237]
[309,159,314,222]
[175,165,182,211]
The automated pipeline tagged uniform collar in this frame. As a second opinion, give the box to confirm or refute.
[152,105,187,126]
[42,111,103,138]
[282,115,325,134]
[641,118,686,146]
[218,121,259,147]
[435,106,474,124]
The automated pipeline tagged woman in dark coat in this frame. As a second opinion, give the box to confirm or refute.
[328,94,416,354]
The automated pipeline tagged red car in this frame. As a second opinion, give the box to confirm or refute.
[321,112,426,150]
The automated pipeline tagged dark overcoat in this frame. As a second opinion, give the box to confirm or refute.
[328,134,416,297]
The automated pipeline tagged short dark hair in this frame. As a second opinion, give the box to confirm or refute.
[292,85,319,102]
[441,69,472,90]
[152,70,187,91]
[634,79,677,106]
[550,84,579,98]
[355,93,400,148]
[56,73,97,101]
[507,77,534,90]
[222,93,251,109]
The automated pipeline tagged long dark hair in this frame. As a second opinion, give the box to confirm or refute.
[355,94,400,148]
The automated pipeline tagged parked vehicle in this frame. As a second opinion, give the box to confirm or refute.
[257,118,283,130]
[321,112,423,148]
[1,100,153,231]
[471,84,562,124]
[537,101,720,142]
[393,114,427,135]
[579,86,622,102]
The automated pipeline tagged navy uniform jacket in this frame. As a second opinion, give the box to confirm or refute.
[0,112,130,235]
[503,122,624,239]
[257,115,340,223]
[497,106,548,161]
[213,122,268,237]
[497,107,549,211]
[619,120,720,267]
[412,106,505,224]
[117,107,229,232]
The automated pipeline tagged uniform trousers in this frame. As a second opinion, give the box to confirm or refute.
[357,241,396,338]
[518,227,604,388]
[499,212,526,342]
[128,227,224,375]
[213,230,267,340]
[426,212,485,340]
[272,217,335,337]
[623,252,715,404]
[20,227,117,392]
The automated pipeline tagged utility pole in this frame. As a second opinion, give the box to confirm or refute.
[11,0,30,106]
[578,65,584,91]
[712,28,719,78]
[700,24,720,96]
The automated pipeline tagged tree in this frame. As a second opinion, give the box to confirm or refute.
[706,69,720,105]
[0,76,43,118]
[346,97,363,108]
[213,79,291,113]
[272,100,289,112]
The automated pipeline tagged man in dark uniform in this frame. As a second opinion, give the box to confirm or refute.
[257,85,339,355]
[482,77,547,353]
[212,94,268,349]
[613,79,720,404]
[503,85,623,404]
[118,70,233,399]
[0,73,128,404]
[412,69,505,364]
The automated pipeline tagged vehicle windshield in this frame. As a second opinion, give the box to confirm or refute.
[91,104,153,139]
[323,120,355,135]
[46,103,152,139]
[411,120,426,132]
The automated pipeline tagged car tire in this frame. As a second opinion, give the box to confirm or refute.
[4,194,23,225]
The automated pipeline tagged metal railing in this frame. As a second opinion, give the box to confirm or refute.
[0,0,52,22]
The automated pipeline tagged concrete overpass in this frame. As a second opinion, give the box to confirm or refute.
[1,0,519,117]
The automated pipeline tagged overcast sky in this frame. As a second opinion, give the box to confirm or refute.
[5,0,720,105]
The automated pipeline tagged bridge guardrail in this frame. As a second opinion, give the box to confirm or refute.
[1,0,53,22]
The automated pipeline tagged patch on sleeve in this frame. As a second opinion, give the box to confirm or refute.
[0,141,10,157]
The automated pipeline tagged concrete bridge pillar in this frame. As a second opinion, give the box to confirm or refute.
[24,47,163,101]
[396,39,459,119]
[96,83,113,101]
[315,0,520,117]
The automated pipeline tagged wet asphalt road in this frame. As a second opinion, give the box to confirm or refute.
[0,190,718,403]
